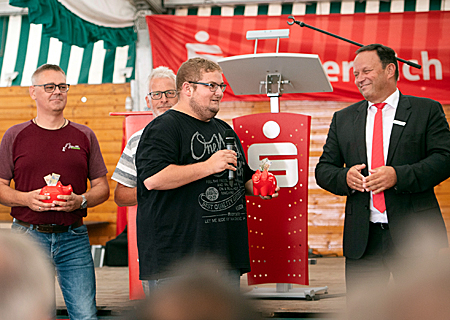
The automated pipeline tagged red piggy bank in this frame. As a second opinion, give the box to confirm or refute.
[40,181,73,203]
[252,170,277,197]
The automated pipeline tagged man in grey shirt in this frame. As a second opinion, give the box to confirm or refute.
[112,67,178,206]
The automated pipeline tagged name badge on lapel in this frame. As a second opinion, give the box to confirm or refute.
[393,120,406,126]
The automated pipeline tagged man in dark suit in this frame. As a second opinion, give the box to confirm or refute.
[315,44,450,303]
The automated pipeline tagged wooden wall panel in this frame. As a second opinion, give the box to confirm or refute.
[1,84,449,255]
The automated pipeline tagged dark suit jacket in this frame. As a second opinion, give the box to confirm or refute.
[315,93,450,259]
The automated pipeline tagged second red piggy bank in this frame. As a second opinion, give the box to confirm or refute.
[40,181,73,203]
[252,170,277,197]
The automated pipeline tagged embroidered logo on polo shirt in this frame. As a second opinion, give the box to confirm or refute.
[62,143,80,152]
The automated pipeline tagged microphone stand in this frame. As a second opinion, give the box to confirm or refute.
[287,16,422,69]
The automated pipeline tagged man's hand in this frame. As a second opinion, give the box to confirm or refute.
[346,164,367,192]
[51,192,82,212]
[27,189,52,212]
[364,166,397,194]
[245,180,280,199]
[259,186,280,200]
[205,149,237,175]
[52,176,109,210]
[0,179,51,211]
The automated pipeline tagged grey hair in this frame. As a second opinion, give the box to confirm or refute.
[31,64,65,85]
[146,66,176,90]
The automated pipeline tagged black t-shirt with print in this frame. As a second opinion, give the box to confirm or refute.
[136,109,254,280]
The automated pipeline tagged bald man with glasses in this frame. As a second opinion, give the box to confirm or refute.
[0,64,110,320]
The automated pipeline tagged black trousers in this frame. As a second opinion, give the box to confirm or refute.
[345,223,411,306]
[345,222,446,318]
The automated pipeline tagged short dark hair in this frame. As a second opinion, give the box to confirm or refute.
[356,44,399,80]
[176,58,222,92]
[32,64,65,85]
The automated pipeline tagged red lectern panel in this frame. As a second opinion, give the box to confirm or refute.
[110,111,153,300]
[111,112,154,141]
[233,113,311,286]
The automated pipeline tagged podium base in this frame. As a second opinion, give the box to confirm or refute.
[245,286,328,300]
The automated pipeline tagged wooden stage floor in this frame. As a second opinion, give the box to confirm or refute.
[56,257,347,318]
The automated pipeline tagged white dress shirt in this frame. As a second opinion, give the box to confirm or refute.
[365,89,399,223]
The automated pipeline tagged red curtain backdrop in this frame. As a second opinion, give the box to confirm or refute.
[147,12,450,104]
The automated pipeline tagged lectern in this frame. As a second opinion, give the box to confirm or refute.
[219,29,332,112]
[217,29,332,299]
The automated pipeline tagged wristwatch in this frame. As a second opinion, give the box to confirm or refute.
[80,194,88,209]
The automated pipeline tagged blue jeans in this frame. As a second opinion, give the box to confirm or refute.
[12,222,98,320]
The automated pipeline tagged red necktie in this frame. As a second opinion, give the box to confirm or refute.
[372,103,386,213]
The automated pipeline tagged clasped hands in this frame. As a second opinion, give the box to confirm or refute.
[347,163,397,194]
[28,189,82,212]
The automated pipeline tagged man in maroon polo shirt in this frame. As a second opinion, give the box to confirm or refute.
[0,64,109,320]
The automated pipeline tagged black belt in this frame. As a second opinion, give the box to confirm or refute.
[370,222,389,230]
[13,218,83,233]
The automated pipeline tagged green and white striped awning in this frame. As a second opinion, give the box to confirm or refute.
[170,0,448,16]
[0,14,135,87]
[0,0,136,87]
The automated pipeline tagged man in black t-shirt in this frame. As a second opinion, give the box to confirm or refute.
[136,58,279,291]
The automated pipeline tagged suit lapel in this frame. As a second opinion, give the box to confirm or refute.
[387,93,412,164]
[355,101,368,172]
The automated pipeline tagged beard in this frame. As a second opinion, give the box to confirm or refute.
[189,97,219,122]
[153,104,173,117]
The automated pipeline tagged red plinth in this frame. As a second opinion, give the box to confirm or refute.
[110,111,154,300]
[233,113,311,286]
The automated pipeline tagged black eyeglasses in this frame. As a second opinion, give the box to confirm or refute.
[34,83,70,93]
[188,81,226,92]
[148,90,177,100]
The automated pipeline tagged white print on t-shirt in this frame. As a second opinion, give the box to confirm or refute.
[191,130,246,219]
[204,187,219,201]
[62,142,81,152]
[203,212,246,224]
[199,188,245,213]
[191,131,225,160]
[203,213,246,224]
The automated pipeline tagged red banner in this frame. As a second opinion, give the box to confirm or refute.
[147,12,450,104]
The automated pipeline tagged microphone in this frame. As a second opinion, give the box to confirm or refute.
[225,129,235,182]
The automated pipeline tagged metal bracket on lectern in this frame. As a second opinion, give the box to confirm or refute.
[259,73,292,112]
[259,73,292,95]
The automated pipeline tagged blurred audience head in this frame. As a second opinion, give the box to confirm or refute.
[0,230,54,320]
[125,256,260,320]
[345,250,450,320]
